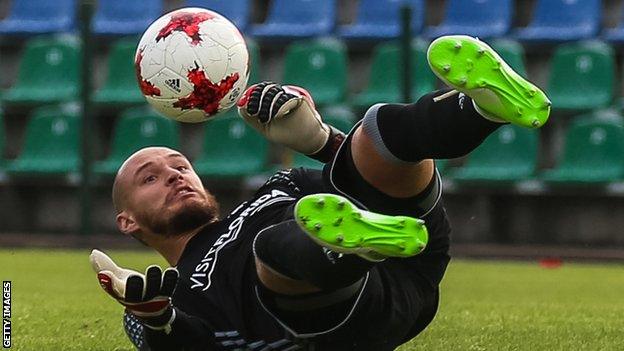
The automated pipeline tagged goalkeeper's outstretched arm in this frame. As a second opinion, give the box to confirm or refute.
[89,250,217,350]
[238,82,346,163]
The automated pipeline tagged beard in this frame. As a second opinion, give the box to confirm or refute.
[137,192,220,237]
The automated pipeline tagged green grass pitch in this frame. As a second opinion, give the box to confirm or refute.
[2,248,624,350]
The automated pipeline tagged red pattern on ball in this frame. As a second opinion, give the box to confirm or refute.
[134,49,161,97]
[156,11,216,45]
[173,62,239,116]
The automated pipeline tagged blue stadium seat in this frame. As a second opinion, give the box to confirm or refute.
[250,0,336,39]
[513,0,601,42]
[0,0,76,35]
[93,0,163,36]
[425,0,512,39]
[184,0,250,32]
[337,0,424,41]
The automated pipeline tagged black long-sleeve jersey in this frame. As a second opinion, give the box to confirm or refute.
[140,167,451,351]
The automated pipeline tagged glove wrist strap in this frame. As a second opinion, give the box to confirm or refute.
[142,307,176,334]
[308,125,346,163]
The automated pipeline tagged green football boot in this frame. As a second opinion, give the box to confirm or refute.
[427,35,551,128]
[294,193,429,262]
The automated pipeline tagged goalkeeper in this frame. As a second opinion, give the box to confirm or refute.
[91,36,550,350]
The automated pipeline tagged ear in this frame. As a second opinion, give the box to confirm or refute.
[116,211,140,236]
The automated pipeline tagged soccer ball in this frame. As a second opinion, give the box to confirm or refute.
[135,8,249,123]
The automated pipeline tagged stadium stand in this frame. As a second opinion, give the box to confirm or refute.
[92,0,163,36]
[93,108,180,176]
[451,124,539,183]
[250,0,335,39]
[93,38,144,105]
[2,37,81,105]
[546,41,615,111]
[489,39,527,78]
[352,40,435,110]
[513,0,601,42]
[0,0,76,35]
[337,0,424,41]
[291,105,356,169]
[541,118,624,184]
[282,38,347,106]
[193,111,269,177]
[3,0,624,241]
[425,0,512,39]
[6,105,80,177]
[185,0,251,32]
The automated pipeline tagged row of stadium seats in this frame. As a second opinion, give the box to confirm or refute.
[0,36,259,106]
[442,110,624,184]
[0,105,353,179]
[0,0,620,42]
[0,36,618,112]
[1,104,623,185]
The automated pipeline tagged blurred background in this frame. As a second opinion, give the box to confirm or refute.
[0,0,623,260]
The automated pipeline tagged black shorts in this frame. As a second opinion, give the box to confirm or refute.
[257,121,451,350]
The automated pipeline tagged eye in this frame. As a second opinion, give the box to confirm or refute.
[176,165,189,172]
[144,175,157,184]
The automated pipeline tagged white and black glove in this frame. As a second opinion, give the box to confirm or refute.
[238,82,344,162]
[90,249,178,334]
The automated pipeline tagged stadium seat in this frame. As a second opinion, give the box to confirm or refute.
[193,111,269,177]
[94,39,144,105]
[283,39,347,106]
[93,108,180,176]
[184,0,250,32]
[352,40,436,110]
[547,41,614,111]
[490,39,527,78]
[93,0,163,36]
[425,0,512,39]
[541,119,624,184]
[580,108,623,123]
[337,0,424,41]
[3,37,81,105]
[6,106,80,176]
[250,0,335,39]
[0,0,76,35]
[451,125,538,183]
[513,0,601,42]
[292,106,356,169]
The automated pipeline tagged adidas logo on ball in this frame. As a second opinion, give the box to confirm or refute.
[165,78,181,93]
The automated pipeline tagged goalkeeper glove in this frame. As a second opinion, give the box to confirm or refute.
[90,249,179,334]
[238,82,344,162]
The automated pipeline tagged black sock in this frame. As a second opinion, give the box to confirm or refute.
[361,89,503,163]
[253,219,374,291]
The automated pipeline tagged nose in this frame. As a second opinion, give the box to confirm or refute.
[166,169,184,185]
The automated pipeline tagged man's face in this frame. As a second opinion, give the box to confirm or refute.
[115,147,218,237]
